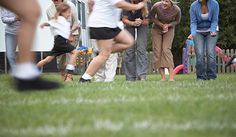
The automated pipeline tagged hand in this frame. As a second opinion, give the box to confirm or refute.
[211,32,217,37]
[15,16,21,21]
[135,18,143,26]
[40,23,45,29]
[188,34,193,40]
[68,35,75,42]
[88,0,94,14]
[136,1,146,10]
[162,24,169,33]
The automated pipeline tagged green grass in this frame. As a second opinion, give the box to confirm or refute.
[0,73,236,137]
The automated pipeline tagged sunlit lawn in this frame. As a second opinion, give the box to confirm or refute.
[0,73,236,137]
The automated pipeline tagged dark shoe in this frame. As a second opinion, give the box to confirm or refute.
[226,56,236,67]
[15,77,61,91]
[79,77,91,83]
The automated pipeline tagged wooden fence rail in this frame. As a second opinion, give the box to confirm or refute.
[116,49,236,74]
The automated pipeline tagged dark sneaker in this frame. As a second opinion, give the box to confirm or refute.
[79,77,91,83]
[226,56,236,67]
[15,77,61,91]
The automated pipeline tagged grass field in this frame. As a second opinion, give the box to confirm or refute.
[0,73,236,137]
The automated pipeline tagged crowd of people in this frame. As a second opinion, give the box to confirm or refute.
[0,0,225,91]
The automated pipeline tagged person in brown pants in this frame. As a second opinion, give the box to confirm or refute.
[150,0,181,81]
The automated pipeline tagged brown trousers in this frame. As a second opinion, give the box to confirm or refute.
[152,27,175,69]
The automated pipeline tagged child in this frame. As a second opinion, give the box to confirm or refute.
[37,3,79,82]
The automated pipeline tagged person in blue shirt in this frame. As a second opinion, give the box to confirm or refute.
[188,0,219,80]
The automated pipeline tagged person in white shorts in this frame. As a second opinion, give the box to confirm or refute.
[79,0,147,82]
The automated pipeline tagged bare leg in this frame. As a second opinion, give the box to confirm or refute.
[111,30,134,53]
[0,0,40,63]
[85,39,114,76]
[159,67,165,81]
[37,56,55,67]
[0,0,60,90]
[68,49,79,66]
[63,49,80,82]
[84,30,134,77]
[168,68,174,81]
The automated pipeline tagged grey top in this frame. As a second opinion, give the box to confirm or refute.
[1,8,21,35]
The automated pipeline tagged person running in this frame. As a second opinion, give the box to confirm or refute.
[79,0,147,82]
[47,0,80,80]
[37,3,80,82]
[0,0,60,91]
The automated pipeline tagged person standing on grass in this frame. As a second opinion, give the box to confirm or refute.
[1,8,20,73]
[37,3,80,82]
[79,0,147,82]
[47,0,80,80]
[0,0,60,91]
[188,0,219,80]
[122,0,151,81]
[150,0,181,81]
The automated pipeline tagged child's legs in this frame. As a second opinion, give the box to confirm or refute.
[0,0,41,63]
[85,39,114,76]
[68,49,79,66]
[112,30,134,53]
[37,56,55,67]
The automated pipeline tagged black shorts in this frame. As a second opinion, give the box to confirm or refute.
[89,27,121,40]
[49,35,75,57]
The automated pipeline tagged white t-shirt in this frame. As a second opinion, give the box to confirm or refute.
[48,16,71,39]
[88,0,123,28]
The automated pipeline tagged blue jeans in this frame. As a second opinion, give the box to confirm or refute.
[5,32,17,70]
[193,32,218,80]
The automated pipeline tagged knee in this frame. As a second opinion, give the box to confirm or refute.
[98,52,110,61]
[163,46,171,54]
[126,35,135,48]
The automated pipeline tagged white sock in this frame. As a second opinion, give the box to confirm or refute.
[82,73,92,80]
[66,64,75,71]
[232,58,236,64]
[12,62,40,80]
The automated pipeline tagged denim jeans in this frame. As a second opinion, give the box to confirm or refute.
[193,32,218,80]
[5,32,17,70]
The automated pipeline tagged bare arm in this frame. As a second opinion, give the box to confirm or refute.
[122,16,135,27]
[40,22,50,28]
[88,0,94,14]
[150,3,164,28]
